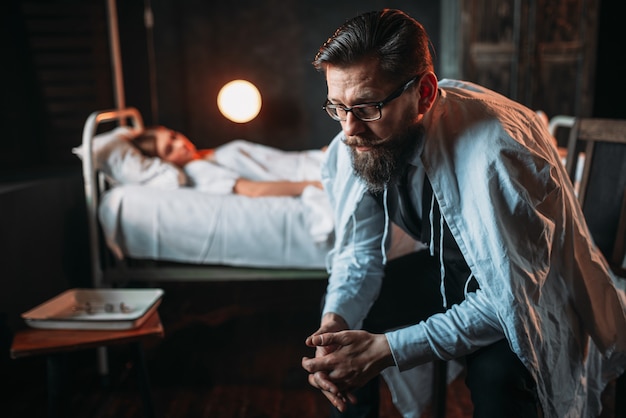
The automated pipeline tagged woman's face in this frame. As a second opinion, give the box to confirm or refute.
[154,127,197,167]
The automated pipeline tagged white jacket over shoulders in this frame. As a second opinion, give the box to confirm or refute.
[321,79,626,418]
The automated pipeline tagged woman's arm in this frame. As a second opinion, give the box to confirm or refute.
[233,178,322,197]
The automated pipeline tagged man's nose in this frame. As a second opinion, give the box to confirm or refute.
[342,112,365,137]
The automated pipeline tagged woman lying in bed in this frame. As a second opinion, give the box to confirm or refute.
[131,126,325,197]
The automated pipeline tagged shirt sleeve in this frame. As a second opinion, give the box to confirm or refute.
[385,288,505,371]
[322,191,388,330]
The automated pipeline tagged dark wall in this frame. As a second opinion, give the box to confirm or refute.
[592,0,626,119]
[4,0,623,177]
[118,1,440,151]
[0,173,91,332]
[0,1,439,177]
[2,0,113,177]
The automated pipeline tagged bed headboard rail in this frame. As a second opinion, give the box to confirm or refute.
[81,107,144,288]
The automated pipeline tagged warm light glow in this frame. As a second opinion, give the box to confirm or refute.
[217,80,262,123]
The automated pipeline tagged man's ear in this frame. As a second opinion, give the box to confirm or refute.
[418,72,438,113]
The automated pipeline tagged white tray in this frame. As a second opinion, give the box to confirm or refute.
[22,288,164,330]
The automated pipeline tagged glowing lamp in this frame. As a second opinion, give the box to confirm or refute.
[217,80,262,123]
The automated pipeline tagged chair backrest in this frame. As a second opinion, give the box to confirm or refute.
[565,118,626,274]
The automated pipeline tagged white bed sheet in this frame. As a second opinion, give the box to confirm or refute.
[99,185,334,269]
[98,184,422,270]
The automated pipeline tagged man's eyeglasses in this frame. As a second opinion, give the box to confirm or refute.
[322,75,420,122]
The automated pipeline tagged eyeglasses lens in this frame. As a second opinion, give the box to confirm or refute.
[325,105,381,122]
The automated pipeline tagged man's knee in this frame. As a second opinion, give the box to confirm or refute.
[465,340,540,418]
[363,251,444,333]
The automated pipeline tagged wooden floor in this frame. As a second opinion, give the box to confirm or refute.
[14,278,623,418]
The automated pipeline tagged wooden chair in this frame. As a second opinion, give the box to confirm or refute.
[10,311,164,418]
[564,117,626,417]
[565,117,626,272]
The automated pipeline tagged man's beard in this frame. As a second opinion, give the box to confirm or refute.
[348,122,424,194]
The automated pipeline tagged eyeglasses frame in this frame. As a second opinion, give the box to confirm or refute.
[322,74,421,122]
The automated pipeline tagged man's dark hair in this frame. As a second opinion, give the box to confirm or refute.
[313,9,434,82]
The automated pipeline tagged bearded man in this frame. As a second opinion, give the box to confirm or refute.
[301,8,626,418]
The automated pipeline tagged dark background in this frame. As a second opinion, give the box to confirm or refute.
[3,0,623,178]
[1,0,441,177]
[134,1,441,152]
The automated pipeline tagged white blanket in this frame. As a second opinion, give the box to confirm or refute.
[98,184,421,269]
[99,185,333,268]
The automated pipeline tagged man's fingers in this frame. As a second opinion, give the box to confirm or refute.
[322,389,348,412]
[301,356,317,373]
[307,331,344,347]
[307,373,348,412]
[302,355,333,374]
[312,370,330,390]
[307,371,338,393]
[305,332,330,347]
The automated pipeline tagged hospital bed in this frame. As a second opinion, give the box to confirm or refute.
[78,107,419,288]
[77,107,334,287]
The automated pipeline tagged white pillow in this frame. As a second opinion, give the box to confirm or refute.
[73,126,187,189]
